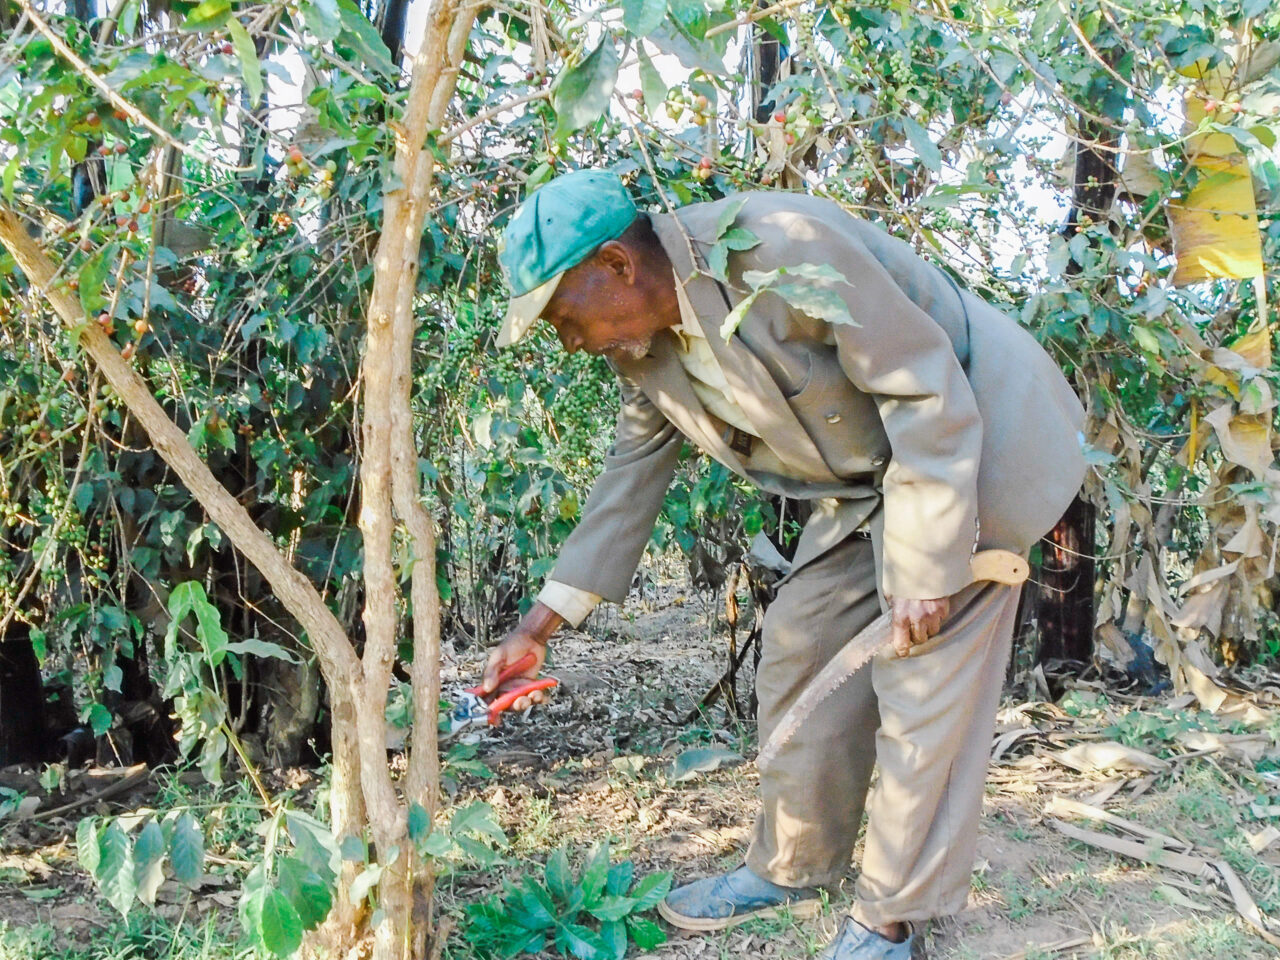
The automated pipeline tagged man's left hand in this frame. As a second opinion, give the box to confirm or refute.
[889,597,951,658]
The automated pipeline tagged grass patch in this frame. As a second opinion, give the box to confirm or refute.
[0,913,243,960]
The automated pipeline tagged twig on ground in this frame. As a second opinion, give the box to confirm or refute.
[21,764,150,821]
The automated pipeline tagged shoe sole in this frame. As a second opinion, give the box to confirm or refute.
[657,896,823,932]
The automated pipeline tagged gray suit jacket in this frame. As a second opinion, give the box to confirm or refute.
[550,193,1087,602]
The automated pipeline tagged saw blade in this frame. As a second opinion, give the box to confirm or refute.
[755,550,1031,772]
[756,611,892,771]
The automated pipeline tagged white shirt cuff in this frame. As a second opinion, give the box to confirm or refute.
[537,580,602,628]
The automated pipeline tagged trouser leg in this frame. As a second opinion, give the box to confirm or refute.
[852,578,1020,927]
[745,535,882,889]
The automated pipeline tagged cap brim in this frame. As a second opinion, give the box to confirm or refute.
[497,273,562,347]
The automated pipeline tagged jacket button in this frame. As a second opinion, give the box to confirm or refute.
[871,455,886,467]
[824,412,842,424]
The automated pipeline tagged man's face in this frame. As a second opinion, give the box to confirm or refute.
[539,241,672,362]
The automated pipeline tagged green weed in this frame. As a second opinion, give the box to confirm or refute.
[461,841,669,960]
[1104,706,1221,752]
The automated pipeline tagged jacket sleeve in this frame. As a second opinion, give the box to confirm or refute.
[748,213,983,600]
[548,368,683,603]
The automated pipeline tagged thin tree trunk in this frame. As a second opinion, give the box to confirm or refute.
[396,11,475,947]
[353,0,474,956]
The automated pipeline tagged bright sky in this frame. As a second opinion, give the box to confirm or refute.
[399,2,1073,280]
[52,0,1270,289]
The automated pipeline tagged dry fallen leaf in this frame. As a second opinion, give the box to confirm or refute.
[1182,663,1274,725]
[1049,818,1209,874]
[1044,796,1188,851]
[1213,859,1280,948]
[1155,883,1214,912]
[1177,730,1270,762]
[1055,741,1170,775]
[1247,826,1280,854]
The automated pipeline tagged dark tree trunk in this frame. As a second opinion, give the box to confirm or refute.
[1036,495,1096,662]
[113,638,177,766]
[68,0,105,214]
[707,25,794,722]
[378,0,411,67]
[69,0,93,27]
[751,23,785,124]
[1061,116,1121,248]
[0,625,48,766]
[1025,100,1122,668]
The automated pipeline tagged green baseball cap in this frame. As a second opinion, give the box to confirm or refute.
[497,170,638,347]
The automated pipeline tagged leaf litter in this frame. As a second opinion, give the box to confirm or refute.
[428,583,1280,958]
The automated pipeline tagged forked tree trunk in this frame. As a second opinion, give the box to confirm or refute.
[353,0,474,953]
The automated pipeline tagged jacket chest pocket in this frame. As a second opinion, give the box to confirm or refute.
[784,350,890,475]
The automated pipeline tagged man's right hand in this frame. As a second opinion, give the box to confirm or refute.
[480,601,565,713]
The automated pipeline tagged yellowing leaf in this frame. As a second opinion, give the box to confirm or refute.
[180,0,230,31]
[1200,364,1240,398]
[1204,404,1274,477]
[1227,325,1272,369]
[1169,163,1264,284]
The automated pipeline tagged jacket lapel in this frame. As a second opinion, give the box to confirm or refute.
[650,210,841,484]
[615,331,750,478]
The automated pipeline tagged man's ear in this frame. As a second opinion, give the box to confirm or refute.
[595,241,635,282]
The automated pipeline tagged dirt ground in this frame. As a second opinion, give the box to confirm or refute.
[2,578,1279,959]
[435,581,1280,960]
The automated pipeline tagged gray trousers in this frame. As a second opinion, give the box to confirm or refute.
[743,534,1020,926]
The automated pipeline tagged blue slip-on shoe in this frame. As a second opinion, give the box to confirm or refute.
[818,917,915,960]
[656,865,822,931]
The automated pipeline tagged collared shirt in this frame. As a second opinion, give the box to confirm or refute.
[669,277,759,437]
[537,272,767,626]
[670,276,804,483]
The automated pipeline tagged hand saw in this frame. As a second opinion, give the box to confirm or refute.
[756,549,1030,772]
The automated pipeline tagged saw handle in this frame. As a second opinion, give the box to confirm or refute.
[898,549,1029,660]
[966,549,1029,586]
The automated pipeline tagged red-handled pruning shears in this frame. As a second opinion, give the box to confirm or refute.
[445,652,558,736]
